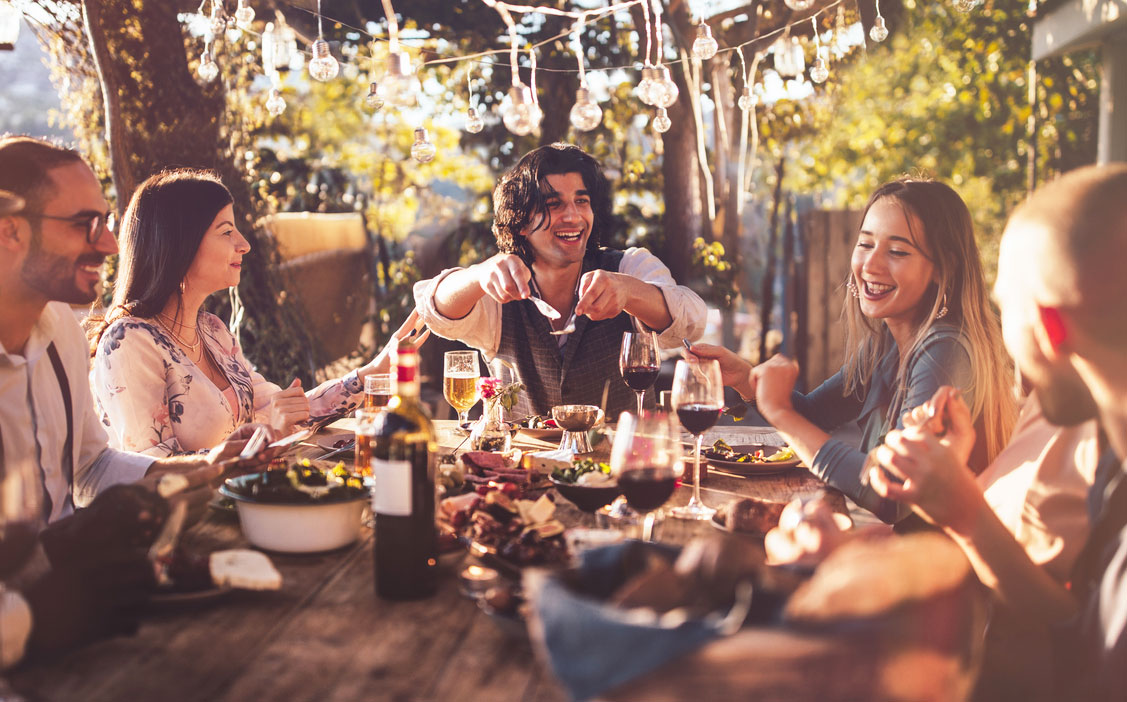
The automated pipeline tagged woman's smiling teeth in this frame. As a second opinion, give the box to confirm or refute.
[864,280,895,298]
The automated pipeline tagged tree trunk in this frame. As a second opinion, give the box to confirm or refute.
[760,155,785,364]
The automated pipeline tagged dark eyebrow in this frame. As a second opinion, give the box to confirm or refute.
[70,208,110,218]
[858,230,919,249]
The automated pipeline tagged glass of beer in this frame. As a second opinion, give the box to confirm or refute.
[443,350,480,426]
[354,409,378,477]
[364,373,392,411]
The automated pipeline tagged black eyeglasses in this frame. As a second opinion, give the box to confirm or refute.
[24,211,114,245]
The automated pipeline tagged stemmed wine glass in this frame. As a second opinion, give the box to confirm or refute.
[619,331,659,415]
[443,350,480,427]
[670,358,724,520]
[610,412,681,541]
[0,455,44,674]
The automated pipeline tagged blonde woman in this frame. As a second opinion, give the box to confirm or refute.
[692,178,1016,523]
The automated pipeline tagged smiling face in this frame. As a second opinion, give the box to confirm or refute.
[521,172,594,269]
[182,204,250,297]
[995,218,1097,426]
[851,197,937,328]
[20,161,117,305]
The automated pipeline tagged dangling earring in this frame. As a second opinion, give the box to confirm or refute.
[179,280,186,295]
[846,279,860,298]
[936,292,949,319]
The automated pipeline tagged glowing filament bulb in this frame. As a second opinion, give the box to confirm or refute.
[652,66,679,109]
[309,38,339,81]
[411,128,436,163]
[198,50,219,83]
[810,55,829,84]
[382,51,418,108]
[503,84,539,136]
[265,88,286,116]
[465,107,485,134]
[870,16,889,42]
[652,107,671,133]
[569,87,603,132]
[234,0,254,29]
[364,82,384,110]
[692,22,718,60]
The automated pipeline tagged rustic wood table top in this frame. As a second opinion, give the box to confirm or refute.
[8,421,852,702]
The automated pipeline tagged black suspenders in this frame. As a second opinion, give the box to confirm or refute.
[42,342,75,516]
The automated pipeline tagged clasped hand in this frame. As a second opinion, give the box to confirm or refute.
[867,386,982,534]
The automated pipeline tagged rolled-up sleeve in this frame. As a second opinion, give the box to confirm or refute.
[413,269,502,357]
[72,447,154,509]
[620,248,707,348]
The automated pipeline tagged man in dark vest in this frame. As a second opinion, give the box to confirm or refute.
[414,143,706,418]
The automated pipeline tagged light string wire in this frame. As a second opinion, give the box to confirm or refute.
[380,0,399,53]
[316,0,323,39]
[219,0,850,85]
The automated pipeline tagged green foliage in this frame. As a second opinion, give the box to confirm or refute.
[690,237,737,310]
[778,0,1099,281]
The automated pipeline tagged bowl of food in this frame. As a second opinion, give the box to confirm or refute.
[549,458,621,513]
[219,460,368,554]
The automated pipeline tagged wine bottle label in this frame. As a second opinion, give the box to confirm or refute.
[371,458,412,516]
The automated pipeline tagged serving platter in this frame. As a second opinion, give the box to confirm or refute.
[703,444,801,477]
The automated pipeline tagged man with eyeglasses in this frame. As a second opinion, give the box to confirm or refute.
[0,136,268,522]
[0,137,275,668]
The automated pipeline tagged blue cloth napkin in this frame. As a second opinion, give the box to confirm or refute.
[524,541,741,702]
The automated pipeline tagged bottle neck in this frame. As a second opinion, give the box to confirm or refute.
[393,352,420,399]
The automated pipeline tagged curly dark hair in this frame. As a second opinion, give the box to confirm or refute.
[491,143,612,262]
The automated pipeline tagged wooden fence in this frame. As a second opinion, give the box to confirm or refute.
[786,209,862,392]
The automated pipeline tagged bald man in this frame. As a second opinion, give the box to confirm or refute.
[865,164,1127,699]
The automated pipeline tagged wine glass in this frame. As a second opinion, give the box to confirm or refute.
[610,412,681,541]
[443,350,480,426]
[619,331,659,415]
[0,455,44,673]
[669,358,723,520]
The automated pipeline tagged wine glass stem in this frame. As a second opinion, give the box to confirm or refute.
[635,389,644,415]
[642,510,657,541]
[692,434,704,503]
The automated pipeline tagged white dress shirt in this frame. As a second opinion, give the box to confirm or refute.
[413,247,707,359]
[0,302,153,523]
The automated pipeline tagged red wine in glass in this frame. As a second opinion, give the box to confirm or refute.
[620,468,678,512]
[676,403,723,435]
[621,365,659,392]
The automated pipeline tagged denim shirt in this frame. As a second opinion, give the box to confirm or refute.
[793,323,976,523]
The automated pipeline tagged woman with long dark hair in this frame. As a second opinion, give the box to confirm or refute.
[89,169,422,456]
[692,177,1017,523]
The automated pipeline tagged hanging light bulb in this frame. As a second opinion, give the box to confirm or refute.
[261,22,277,73]
[637,67,658,106]
[692,22,718,61]
[502,84,539,136]
[364,82,384,110]
[381,51,418,108]
[737,86,758,111]
[222,17,239,43]
[651,66,679,108]
[870,15,889,42]
[309,39,339,81]
[790,38,806,76]
[569,87,603,132]
[411,128,437,163]
[810,55,829,83]
[208,1,226,38]
[265,88,286,116]
[784,0,816,10]
[234,0,255,29]
[277,22,301,71]
[0,3,22,51]
[198,49,219,83]
[652,107,672,133]
[465,107,485,134]
[954,0,980,10]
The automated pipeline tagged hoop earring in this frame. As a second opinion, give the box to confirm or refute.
[936,292,949,319]
[846,279,860,298]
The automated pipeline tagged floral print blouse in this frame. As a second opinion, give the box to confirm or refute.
[92,313,363,457]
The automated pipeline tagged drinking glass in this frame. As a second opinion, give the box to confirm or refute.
[619,331,659,415]
[364,373,393,411]
[670,358,723,520]
[0,454,43,675]
[610,412,681,541]
[443,350,480,425]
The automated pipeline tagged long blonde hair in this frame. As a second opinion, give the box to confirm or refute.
[842,178,1016,464]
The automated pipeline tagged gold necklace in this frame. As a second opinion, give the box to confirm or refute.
[155,313,201,352]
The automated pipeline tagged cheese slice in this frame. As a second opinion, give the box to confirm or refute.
[210,549,283,591]
[525,448,575,474]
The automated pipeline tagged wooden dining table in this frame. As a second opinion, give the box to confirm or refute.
[6,421,919,702]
